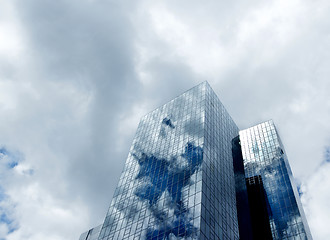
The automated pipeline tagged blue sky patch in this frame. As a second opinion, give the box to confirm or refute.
[0,147,20,169]
[325,147,330,163]
[0,189,18,235]
[0,147,20,235]
[0,148,8,155]
[320,147,330,166]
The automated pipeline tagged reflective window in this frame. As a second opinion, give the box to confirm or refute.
[96,82,240,240]
[239,120,313,240]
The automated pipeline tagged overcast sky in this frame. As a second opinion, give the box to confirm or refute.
[1,0,330,239]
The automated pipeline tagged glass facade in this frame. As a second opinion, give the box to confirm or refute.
[98,82,207,240]
[79,83,313,240]
[239,120,312,240]
[202,84,240,240]
[79,82,240,240]
[79,225,102,240]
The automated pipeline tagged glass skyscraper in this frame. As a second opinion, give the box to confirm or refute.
[238,121,312,239]
[79,82,312,240]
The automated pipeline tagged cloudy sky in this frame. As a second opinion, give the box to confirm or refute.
[1,0,330,239]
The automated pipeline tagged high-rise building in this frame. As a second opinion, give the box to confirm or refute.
[237,121,313,239]
[80,82,312,240]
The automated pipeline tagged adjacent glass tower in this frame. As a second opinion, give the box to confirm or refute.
[79,82,312,240]
[239,121,312,240]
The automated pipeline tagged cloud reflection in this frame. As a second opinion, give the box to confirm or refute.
[133,142,203,239]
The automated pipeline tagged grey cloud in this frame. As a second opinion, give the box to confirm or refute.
[1,0,144,239]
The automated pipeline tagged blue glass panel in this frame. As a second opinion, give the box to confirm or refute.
[239,120,313,240]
